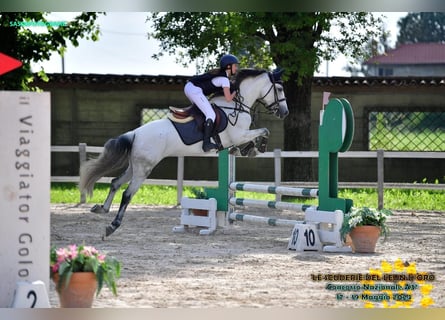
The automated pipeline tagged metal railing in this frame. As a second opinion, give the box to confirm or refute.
[51,143,445,208]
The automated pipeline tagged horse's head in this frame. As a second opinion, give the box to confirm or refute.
[262,68,288,119]
[235,68,289,120]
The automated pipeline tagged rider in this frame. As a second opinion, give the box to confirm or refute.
[184,54,239,152]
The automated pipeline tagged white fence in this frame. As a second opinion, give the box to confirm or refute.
[51,143,445,208]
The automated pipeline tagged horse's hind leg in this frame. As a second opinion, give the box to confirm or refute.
[91,166,133,214]
[104,170,148,237]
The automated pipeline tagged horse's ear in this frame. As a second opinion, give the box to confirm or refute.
[272,68,285,83]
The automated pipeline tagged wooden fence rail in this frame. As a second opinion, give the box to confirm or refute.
[51,143,445,208]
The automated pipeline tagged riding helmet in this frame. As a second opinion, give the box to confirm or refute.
[220,54,239,69]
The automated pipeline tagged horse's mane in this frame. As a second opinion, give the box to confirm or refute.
[210,69,267,99]
[234,69,267,89]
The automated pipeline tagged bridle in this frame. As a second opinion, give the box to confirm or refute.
[232,72,286,116]
[255,73,287,116]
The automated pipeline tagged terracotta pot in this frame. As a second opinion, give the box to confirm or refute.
[53,272,97,308]
[349,226,381,253]
[344,234,353,247]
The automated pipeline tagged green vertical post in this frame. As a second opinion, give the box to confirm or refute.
[318,98,354,213]
[205,149,229,211]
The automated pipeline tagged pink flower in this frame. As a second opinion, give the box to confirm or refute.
[51,263,60,273]
[81,246,98,257]
[68,244,78,259]
[98,254,106,263]
[56,248,68,263]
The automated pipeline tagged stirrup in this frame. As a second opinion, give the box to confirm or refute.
[203,142,218,152]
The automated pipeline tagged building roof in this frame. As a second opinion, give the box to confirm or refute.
[40,73,191,86]
[365,43,445,65]
[312,76,445,87]
[33,73,445,89]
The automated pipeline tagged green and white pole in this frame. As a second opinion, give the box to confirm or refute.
[205,148,230,212]
[318,98,354,213]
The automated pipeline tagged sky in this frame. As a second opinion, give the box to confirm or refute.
[31,12,408,77]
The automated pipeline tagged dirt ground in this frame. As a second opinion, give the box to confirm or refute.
[49,203,444,308]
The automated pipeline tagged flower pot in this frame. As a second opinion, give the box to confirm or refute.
[53,272,97,308]
[349,226,381,253]
[344,234,353,247]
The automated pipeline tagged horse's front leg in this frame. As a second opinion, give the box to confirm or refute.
[233,127,269,146]
[231,128,270,156]
[252,133,269,153]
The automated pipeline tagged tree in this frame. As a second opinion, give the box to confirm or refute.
[397,12,445,44]
[345,28,392,76]
[0,12,103,90]
[149,12,383,180]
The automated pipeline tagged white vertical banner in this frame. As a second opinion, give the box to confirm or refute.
[0,91,50,307]
[322,91,331,108]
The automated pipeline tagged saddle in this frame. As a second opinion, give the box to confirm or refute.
[167,105,197,123]
[167,104,228,149]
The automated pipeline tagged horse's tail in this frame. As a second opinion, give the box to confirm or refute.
[79,132,135,197]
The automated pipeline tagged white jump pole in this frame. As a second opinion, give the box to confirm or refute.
[228,212,304,226]
[229,182,319,197]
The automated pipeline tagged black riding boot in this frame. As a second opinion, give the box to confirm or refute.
[202,119,218,152]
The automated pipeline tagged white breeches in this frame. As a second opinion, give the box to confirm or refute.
[184,82,216,121]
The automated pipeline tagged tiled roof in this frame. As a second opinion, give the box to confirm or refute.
[34,73,445,88]
[312,76,445,87]
[39,73,191,85]
[365,43,445,65]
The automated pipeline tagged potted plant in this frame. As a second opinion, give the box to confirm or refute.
[340,207,393,253]
[189,187,209,216]
[50,244,121,307]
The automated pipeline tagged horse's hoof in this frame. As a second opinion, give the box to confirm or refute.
[105,225,116,237]
[240,141,255,156]
[91,204,108,214]
[247,148,258,158]
[229,147,241,156]
[256,136,268,153]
